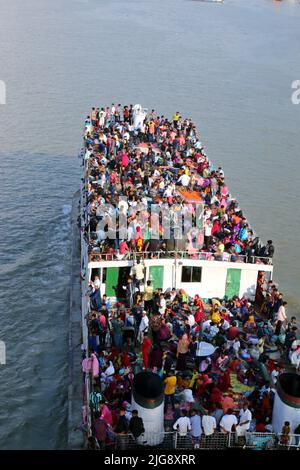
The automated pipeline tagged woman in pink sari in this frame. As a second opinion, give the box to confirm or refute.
[91,352,99,378]
[218,368,231,392]
[100,403,113,426]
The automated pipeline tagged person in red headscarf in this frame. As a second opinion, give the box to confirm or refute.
[141,334,152,369]
[107,347,118,363]
[194,305,206,324]
[194,295,206,323]
[195,374,211,399]
[121,351,131,368]
[211,219,221,237]
[218,368,231,392]
[209,385,223,405]
[133,226,144,252]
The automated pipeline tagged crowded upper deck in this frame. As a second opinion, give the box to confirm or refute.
[81,104,274,265]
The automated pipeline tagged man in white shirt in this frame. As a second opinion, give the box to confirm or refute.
[204,219,213,250]
[178,173,190,187]
[138,311,149,343]
[220,318,230,332]
[187,313,195,328]
[130,260,144,288]
[232,338,241,357]
[159,295,166,315]
[204,220,213,237]
[183,388,195,404]
[220,409,238,433]
[202,410,217,436]
[92,276,101,289]
[202,320,212,332]
[236,403,252,437]
[173,410,191,436]
[277,302,288,325]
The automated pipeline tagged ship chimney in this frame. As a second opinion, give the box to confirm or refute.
[272,372,300,433]
[131,371,165,445]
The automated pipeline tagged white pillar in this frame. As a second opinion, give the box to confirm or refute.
[272,373,300,433]
[131,371,165,446]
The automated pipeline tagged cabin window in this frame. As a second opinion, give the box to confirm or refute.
[181,266,202,283]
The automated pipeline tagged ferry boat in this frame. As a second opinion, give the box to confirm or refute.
[74,104,299,451]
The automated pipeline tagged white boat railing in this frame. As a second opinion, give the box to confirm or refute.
[80,183,93,439]
[99,431,300,450]
[251,255,273,265]
[88,250,252,264]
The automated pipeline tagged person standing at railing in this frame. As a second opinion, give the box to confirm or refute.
[92,412,110,450]
[280,421,291,446]
[265,240,275,259]
[129,410,145,439]
[220,409,238,434]
[276,301,288,328]
[89,282,102,311]
[189,409,202,445]
[114,408,129,450]
[202,410,217,437]
[118,240,130,260]
[173,409,191,437]
[236,403,252,437]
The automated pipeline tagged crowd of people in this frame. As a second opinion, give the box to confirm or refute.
[82,103,275,263]
[80,104,298,450]
[84,270,299,449]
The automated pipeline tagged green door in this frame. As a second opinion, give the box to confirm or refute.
[225,268,241,299]
[105,267,119,296]
[149,266,164,290]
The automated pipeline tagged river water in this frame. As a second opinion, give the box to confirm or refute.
[0,0,299,450]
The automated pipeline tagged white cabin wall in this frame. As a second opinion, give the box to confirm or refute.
[162,264,174,291]
[201,265,227,299]
[177,263,227,299]
[239,270,258,300]
[88,259,273,301]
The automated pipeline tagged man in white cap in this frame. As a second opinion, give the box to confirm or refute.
[138,311,149,344]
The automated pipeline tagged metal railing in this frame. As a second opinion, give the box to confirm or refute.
[114,432,175,450]
[80,188,93,439]
[277,433,300,449]
[97,431,300,450]
[176,432,230,450]
[251,255,273,265]
[88,250,248,264]
[228,432,276,449]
